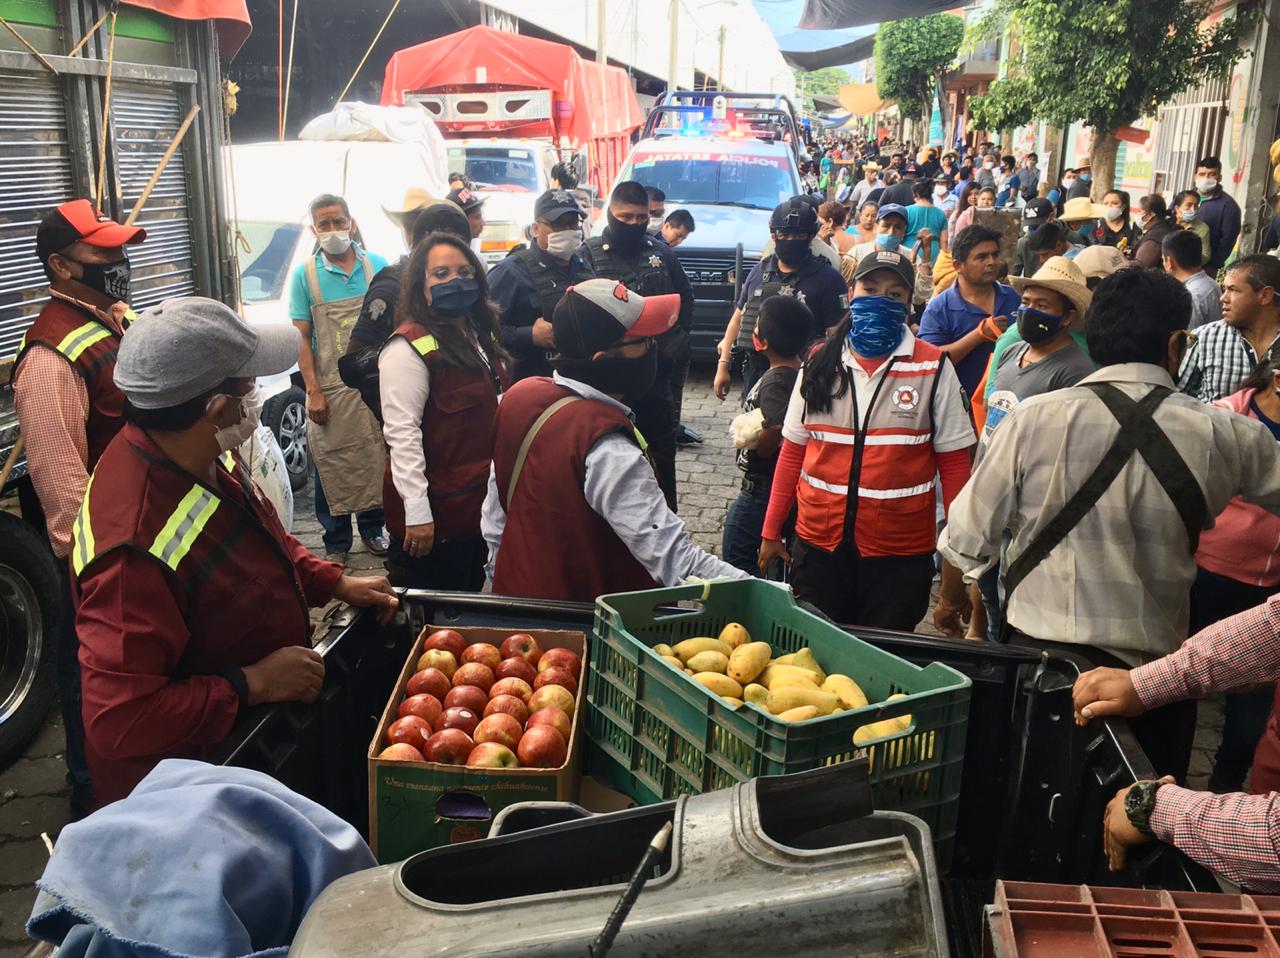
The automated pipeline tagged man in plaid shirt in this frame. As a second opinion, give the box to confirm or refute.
[1073,595,1280,891]
[1177,255,1280,403]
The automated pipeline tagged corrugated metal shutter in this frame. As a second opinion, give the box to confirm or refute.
[0,72,74,360]
[111,81,195,308]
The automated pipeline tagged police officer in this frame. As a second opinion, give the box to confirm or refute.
[489,189,594,382]
[579,180,694,510]
[715,197,850,401]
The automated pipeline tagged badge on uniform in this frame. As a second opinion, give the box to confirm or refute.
[892,385,920,411]
[648,255,662,268]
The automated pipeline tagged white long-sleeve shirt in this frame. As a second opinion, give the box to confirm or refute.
[481,373,746,587]
[378,337,434,526]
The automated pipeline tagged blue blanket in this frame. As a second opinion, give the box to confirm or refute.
[27,760,376,958]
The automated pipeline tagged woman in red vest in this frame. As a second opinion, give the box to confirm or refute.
[379,232,507,589]
[759,249,977,631]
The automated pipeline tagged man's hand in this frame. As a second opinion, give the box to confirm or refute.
[531,317,555,349]
[714,361,732,401]
[306,389,330,426]
[333,574,399,624]
[758,538,791,576]
[978,314,1010,342]
[932,591,972,638]
[403,522,435,559]
[1104,777,1175,871]
[242,645,324,707]
[1073,667,1144,726]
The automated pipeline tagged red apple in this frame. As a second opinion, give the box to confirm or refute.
[397,693,443,727]
[538,648,581,680]
[437,706,480,737]
[474,712,523,750]
[378,742,424,762]
[453,662,495,693]
[406,668,451,701]
[528,684,575,718]
[386,715,432,750]
[466,742,519,769]
[500,632,543,666]
[484,694,530,725]
[517,724,567,768]
[495,657,538,684]
[425,728,473,764]
[423,629,466,660]
[526,706,571,742]
[490,677,533,703]
[461,642,502,671]
[534,667,578,696]
[444,685,489,715]
[417,649,457,680]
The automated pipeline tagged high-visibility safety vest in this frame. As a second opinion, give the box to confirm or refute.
[797,337,947,557]
[72,423,313,661]
[379,320,503,543]
[13,297,132,468]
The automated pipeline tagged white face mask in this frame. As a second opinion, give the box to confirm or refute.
[934,185,949,198]
[212,384,263,455]
[544,227,583,259]
[983,161,994,170]
[1062,177,1076,189]
[317,230,352,256]
[1195,176,1219,193]
[1103,205,1124,222]
[647,218,663,236]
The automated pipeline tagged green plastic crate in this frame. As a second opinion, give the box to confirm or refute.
[586,579,971,865]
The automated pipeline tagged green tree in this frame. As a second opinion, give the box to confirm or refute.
[794,66,852,113]
[874,13,964,133]
[968,0,1250,197]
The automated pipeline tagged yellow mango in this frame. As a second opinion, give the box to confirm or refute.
[653,643,675,657]
[853,718,906,747]
[686,650,730,674]
[773,652,797,665]
[718,622,752,649]
[743,683,769,707]
[727,642,771,684]
[660,655,684,670]
[673,637,730,662]
[792,648,827,682]
[759,664,821,690]
[723,697,744,708]
[822,674,869,711]
[886,692,912,730]
[777,705,821,723]
[692,672,743,699]
[765,686,839,716]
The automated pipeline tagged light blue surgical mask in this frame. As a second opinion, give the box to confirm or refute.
[847,295,908,357]
[874,233,902,251]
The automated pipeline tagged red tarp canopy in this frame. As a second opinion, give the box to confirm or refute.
[381,26,643,147]
[122,0,251,59]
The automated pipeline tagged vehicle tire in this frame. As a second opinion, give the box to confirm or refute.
[263,385,310,491]
[0,512,61,770]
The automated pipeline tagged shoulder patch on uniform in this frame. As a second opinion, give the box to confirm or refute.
[648,254,662,268]
[366,298,387,320]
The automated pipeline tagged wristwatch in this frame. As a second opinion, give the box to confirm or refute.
[1124,779,1166,836]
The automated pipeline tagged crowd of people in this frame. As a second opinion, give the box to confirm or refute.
[12,126,1280,891]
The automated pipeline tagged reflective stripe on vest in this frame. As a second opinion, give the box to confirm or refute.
[70,474,97,576]
[799,470,934,501]
[56,322,113,362]
[149,485,220,572]
[411,334,438,357]
[806,427,931,447]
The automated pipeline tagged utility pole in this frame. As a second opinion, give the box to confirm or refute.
[717,25,726,91]
[596,0,607,63]
[668,0,679,94]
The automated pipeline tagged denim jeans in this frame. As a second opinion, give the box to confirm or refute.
[313,466,384,554]
[722,480,786,580]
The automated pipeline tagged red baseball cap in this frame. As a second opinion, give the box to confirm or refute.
[552,280,679,358]
[36,199,145,263]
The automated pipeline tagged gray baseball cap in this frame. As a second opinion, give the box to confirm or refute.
[116,297,300,409]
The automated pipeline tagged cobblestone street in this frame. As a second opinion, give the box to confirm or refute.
[0,368,1228,955]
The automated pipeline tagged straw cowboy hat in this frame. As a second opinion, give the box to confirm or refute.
[1072,244,1133,282]
[1010,255,1093,316]
[382,187,437,228]
[1060,196,1105,223]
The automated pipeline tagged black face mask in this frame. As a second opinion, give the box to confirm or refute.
[72,256,131,303]
[775,237,811,267]
[555,345,658,406]
[607,213,649,255]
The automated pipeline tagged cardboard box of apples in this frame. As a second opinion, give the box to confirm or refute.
[367,624,586,862]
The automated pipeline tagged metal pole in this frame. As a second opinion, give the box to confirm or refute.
[597,0,607,62]
[717,25,725,91]
[667,0,678,94]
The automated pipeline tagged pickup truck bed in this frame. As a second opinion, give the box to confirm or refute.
[213,591,1218,954]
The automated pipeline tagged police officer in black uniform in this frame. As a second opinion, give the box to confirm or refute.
[579,180,694,511]
[339,199,472,421]
[489,189,594,382]
[714,197,849,402]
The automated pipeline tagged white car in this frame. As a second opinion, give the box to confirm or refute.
[226,138,448,490]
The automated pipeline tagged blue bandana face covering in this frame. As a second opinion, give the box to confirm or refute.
[1015,304,1065,344]
[847,295,908,357]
